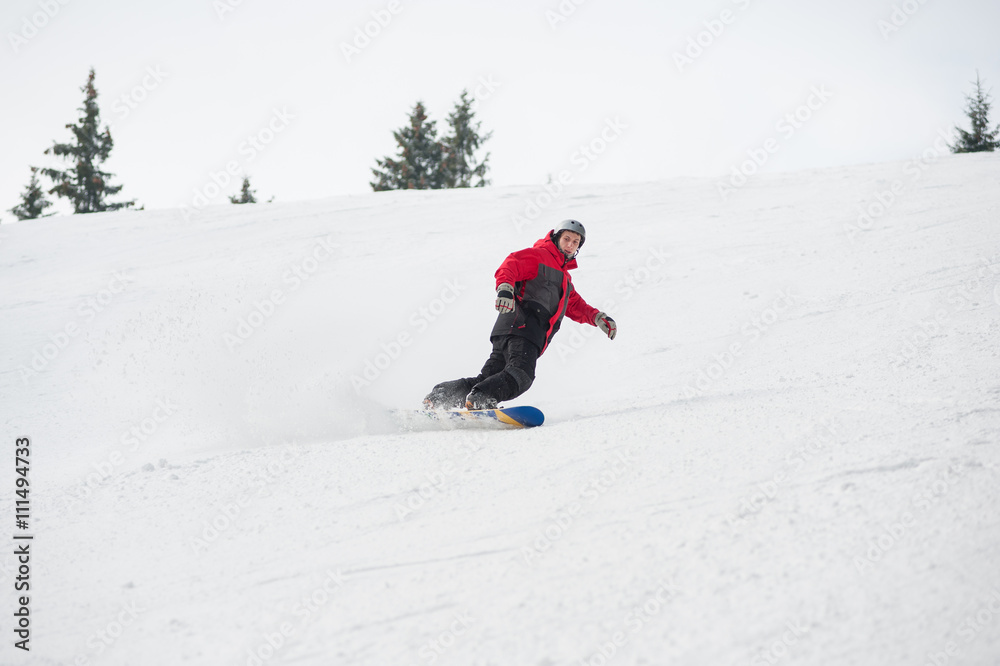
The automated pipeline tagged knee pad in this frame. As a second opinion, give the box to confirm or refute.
[505,366,534,394]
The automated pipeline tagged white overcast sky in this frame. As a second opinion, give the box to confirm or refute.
[1,0,998,216]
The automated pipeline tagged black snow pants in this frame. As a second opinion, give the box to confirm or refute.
[424,335,540,408]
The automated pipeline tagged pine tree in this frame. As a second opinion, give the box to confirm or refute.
[371,101,446,191]
[9,168,54,221]
[41,68,135,213]
[952,71,1000,153]
[441,90,492,188]
[229,176,258,204]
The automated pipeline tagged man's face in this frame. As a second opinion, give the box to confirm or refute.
[558,231,582,257]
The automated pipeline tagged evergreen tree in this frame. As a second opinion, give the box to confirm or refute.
[371,101,446,191]
[229,176,258,204]
[41,68,135,213]
[441,90,492,188]
[9,168,54,221]
[952,71,1000,153]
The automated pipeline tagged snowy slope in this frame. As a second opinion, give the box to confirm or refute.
[2,154,1000,665]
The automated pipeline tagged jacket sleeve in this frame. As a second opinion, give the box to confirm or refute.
[566,288,600,326]
[494,247,542,290]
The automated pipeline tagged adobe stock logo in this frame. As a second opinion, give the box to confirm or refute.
[717,86,833,201]
[673,0,754,73]
[877,0,930,40]
[511,116,628,233]
[545,0,588,30]
[181,107,295,221]
[109,66,168,129]
[340,1,403,63]
[351,279,465,392]
[7,0,71,54]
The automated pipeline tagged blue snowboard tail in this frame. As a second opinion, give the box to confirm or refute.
[482,406,545,428]
[398,406,545,429]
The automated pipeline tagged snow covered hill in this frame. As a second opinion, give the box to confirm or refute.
[2,153,999,665]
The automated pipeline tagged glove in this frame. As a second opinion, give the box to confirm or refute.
[495,283,516,314]
[595,312,616,340]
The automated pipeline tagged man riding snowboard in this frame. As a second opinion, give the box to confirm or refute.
[424,219,617,410]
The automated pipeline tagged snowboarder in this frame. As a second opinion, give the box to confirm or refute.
[423,219,617,410]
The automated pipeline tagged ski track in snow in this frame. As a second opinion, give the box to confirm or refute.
[1,154,999,665]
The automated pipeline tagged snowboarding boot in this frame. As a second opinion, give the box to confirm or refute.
[423,379,474,409]
[465,388,498,410]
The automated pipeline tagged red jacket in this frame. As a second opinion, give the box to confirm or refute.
[490,233,600,354]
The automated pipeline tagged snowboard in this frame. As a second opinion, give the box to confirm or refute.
[398,406,544,430]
